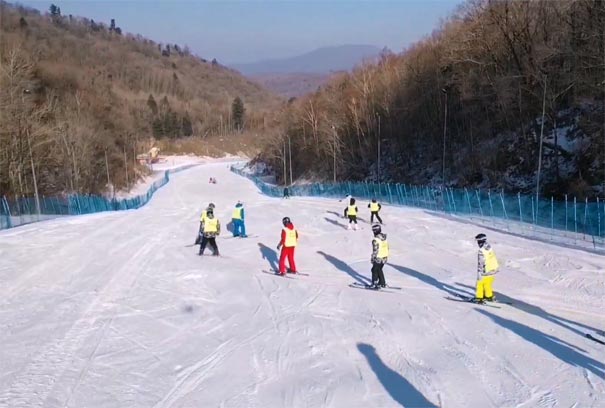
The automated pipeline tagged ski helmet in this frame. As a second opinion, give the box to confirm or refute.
[372,198,377,203]
[475,233,487,243]
[371,224,382,234]
[208,203,215,209]
[282,216,291,226]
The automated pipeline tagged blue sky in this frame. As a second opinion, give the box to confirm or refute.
[16,0,462,63]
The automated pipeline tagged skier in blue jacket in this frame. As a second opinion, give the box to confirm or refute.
[232,201,247,237]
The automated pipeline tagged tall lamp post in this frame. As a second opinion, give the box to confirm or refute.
[331,125,337,183]
[376,112,381,182]
[441,88,448,186]
[283,138,287,186]
[288,135,293,186]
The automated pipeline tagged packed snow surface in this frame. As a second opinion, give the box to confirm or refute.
[0,162,603,408]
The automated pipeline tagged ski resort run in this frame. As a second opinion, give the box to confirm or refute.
[0,162,603,407]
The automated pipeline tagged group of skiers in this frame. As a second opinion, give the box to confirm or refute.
[195,201,249,256]
[341,195,499,298]
[194,194,500,300]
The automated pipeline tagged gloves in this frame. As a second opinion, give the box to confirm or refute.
[276,244,282,250]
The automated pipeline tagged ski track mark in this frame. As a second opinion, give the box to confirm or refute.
[0,233,160,408]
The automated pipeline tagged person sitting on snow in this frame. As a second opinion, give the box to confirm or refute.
[472,233,499,303]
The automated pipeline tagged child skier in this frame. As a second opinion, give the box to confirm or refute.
[199,208,220,256]
[368,198,383,224]
[195,203,215,244]
[472,233,499,303]
[232,201,247,237]
[343,197,359,230]
[277,216,298,275]
[368,224,389,289]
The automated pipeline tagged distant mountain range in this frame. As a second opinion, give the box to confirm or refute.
[249,73,332,99]
[231,44,382,75]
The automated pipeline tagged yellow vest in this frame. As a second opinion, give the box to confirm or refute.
[348,205,357,216]
[200,210,208,222]
[204,218,218,233]
[232,208,242,220]
[370,202,380,212]
[374,238,389,258]
[283,227,297,247]
[481,248,499,272]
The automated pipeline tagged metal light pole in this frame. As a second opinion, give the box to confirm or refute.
[283,139,287,185]
[441,88,448,186]
[288,135,293,186]
[377,112,381,182]
[331,125,337,183]
[536,76,547,220]
[23,89,41,217]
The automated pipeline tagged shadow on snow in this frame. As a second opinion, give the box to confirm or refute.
[258,242,278,271]
[456,282,601,337]
[317,251,371,285]
[475,309,604,378]
[388,263,473,298]
[357,343,437,408]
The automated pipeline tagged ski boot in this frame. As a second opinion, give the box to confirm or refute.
[470,297,485,304]
[484,296,496,302]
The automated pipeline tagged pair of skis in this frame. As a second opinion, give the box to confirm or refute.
[348,282,401,292]
[445,293,513,309]
[261,270,310,279]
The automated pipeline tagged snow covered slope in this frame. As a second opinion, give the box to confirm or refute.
[0,162,603,408]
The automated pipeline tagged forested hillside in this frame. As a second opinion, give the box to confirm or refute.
[0,2,280,197]
[259,0,605,198]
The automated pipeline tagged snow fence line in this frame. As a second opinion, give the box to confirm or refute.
[0,164,200,231]
[230,164,605,253]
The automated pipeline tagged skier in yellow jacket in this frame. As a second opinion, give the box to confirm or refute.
[368,224,389,289]
[195,203,215,245]
[343,197,359,230]
[473,233,499,303]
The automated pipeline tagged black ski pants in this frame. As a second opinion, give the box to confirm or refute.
[199,236,219,255]
[371,262,386,286]
[370,212,383,224]
[348,215,358,224]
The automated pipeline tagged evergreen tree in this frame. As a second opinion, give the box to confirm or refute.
[152,118,164,138]
[231,97,245,131]
[110,18,116,31]
[182,114,193,137]
[147,94,158,115]
[19,17,27,29]
[49,4,58,15]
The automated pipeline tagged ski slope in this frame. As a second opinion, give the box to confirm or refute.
[0,162,603,408]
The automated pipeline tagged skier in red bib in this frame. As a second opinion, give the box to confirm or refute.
[277,216,298,275]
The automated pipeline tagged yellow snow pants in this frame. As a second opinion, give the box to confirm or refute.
[475,275,495,298]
